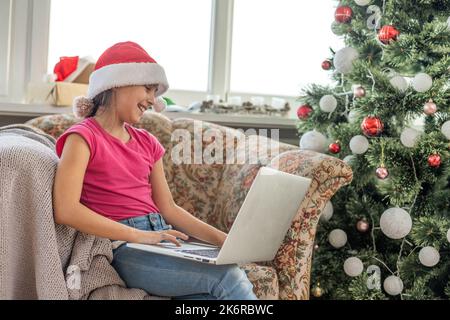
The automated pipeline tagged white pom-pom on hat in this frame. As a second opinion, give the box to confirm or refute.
[73,96,94,119]
[153,96,167,113]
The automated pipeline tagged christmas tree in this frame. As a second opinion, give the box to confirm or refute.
[297,0,450,299]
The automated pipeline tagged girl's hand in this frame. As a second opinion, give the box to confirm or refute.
[134,229,189,247]
[217,232,228,247]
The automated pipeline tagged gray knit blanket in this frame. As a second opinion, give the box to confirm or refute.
[0,124,166,300]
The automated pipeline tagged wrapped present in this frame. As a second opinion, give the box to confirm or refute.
[26,56,95,106]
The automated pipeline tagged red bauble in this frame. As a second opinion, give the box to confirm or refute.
[329,142,341,154]
[376,166,389,179]
[297,105,313,120]
[356,219,370,233]
[322,60,332,70]
[361,116,384,137]
[428,154,441,168]
[353,86,366,98]
[423,99,437,115]
[335,6,353,24]
[378,25,400,44]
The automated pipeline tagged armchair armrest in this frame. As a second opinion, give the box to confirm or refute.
[267,150,353,299]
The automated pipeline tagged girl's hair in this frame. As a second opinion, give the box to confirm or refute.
[85,84,159,118]
[86,89,114,118]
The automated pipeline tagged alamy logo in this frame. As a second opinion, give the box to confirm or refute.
[366,265,381,290]
[170,121,280,167]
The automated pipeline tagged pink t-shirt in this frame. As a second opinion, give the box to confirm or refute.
[55,117,166,221]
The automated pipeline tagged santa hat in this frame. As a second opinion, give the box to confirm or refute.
[73,41,169,118]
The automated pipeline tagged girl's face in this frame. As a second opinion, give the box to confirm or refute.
[113,85,158,123]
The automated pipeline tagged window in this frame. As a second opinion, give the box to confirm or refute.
[47,0,212,92]
[45,1,343,104]
[230,0,343,97]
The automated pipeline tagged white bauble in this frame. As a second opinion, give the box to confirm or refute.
[349,135,369,154]
[419,246,440,267]
[343,155,356,165]
[354,0,371,6]
[383,276,404,296]
[299,131,327,153]
[329,229,348,248]
[334,47,359,74]
[348,109,361,124]
[441,120,450,140]
[320,201,334,222]
[389,75,408,92]
[447,229,450,243]
[412,73,433,93]
[380,207,412,239]
[344,257,364,277]
[400,128,421,148]
[320,95,338,113]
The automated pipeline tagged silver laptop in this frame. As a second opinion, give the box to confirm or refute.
[127,166,311,265]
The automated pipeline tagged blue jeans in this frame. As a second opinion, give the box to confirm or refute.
[111,213,258,300]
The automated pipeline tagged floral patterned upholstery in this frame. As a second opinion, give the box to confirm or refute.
[25,112,353,300]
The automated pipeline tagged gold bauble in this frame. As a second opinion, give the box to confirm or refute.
[311,284,323,298]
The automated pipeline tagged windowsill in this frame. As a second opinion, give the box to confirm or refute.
[0,102,298,129]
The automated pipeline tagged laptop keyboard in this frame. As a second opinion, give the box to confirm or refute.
[179,249,220,258]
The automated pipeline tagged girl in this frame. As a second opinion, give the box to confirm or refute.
[53,41,257,300]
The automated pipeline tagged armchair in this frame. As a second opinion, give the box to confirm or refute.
[25,112,352,299]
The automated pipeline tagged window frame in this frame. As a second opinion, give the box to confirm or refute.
[0,0,12,97]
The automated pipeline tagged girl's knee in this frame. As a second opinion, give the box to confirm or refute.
[224,265,248,282]
[213,265,258,300]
